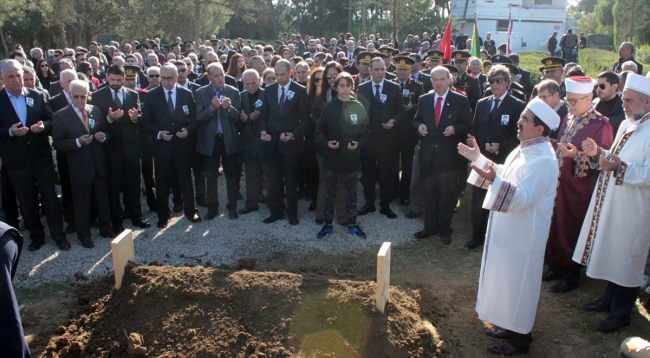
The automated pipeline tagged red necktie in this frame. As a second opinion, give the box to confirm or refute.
[434,96,443,127]
[81,110,86,122]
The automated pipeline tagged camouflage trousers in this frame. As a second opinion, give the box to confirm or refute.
[324,170,359,225]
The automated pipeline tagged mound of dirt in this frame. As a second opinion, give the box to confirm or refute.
[43,263,442,357]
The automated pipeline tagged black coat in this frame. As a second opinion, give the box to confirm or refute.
[455,72,481,112]
[0,88,54,170]
[315,98,369,172]
[412,72,433,93]
[52,104,109,184]
[259,81,310,155]
[470,93,526,164]
[240,88,268,159]
[612,57,643,75]
[48,92,70,113]
[356,79,405,145]
[517,67,534,95]
[593,95,625,134]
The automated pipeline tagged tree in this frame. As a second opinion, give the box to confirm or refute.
[577,12,599,35]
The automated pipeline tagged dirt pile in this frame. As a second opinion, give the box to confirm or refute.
[43,263,442,357]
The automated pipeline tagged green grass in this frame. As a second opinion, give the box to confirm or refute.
[518,49,621,85]
[14,279,73,304]
[518,51,549,86]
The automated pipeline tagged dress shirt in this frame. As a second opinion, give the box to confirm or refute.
[491,91,507,111]
[277,81,291,103]
[372,79,385,98]
[7,89,27,137]
[433,89,449,108]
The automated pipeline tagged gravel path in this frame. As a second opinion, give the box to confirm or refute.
[13,185,432,287]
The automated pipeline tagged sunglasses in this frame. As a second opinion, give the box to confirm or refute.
[148,74,160,78]
[597,83,607,90]
[488,78,505,84]
[326,75,337,79]
[72,95,87,99]
[40,64,49,68]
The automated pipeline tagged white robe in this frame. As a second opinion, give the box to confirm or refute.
[468,136,559,334]
[572,112,650,287]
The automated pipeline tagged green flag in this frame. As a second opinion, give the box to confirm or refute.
[471,22,480,58]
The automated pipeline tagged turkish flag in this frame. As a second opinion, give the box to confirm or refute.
[439,18,453,64]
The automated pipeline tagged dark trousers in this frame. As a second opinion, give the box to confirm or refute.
[361,136,399,208]
[1,169,20,227]
[243,156,265,210]
[171,167,184,207]
[203,135,239,212]
[154,154,196,220]
[600,281,640,318]
[56,151,74,224]
[398,135,417,201]
[472,186,490,241]
[421,156,457,237]
[71,174,111,241]
[139,135,156,210]
[0,232,32,358]
[266,151,300,215]
[324,170,358,225]
[192,150,206,205]
[8,164,65,243]
[304,144,319,202]
[106,155,142,227]
[505,330,532,350]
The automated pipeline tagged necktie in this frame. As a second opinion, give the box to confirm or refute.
[400,82,405,92]
[434,96,443,127]
[114,90,122,108]
[375,85,381,103]
[167,90,174,115]
[81,110,89,132]
[490,98,501,123]
[215,89,222,133]
[279,86,285,113]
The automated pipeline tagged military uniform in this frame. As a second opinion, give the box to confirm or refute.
[532,57,567,99]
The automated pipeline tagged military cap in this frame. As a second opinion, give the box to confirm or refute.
[136,44,147,53]
[124,65,139,79]
[394,56,415,70]
[490,54,512,64]
[452,50,472,62]
[442,64,459,74]
[357,51,375,64]
[378,46,393,56]
[538,56,566,72]
[503,63,520,75]
[427,50,444,60]
[170,43,180,49]
[353,46,366,57]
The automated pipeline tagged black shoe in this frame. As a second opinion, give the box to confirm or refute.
[487,342,528,355]
[399,198,410,206]
[79,238,95,249]
[308,201,316,211]
[405,211,422,219]
[440,236,452,245]
[28,240,44,251]
[347,224,366,239]
[315,218,325,225]
[238,207,258,215]
[204,210,218,221]
[263,212,285,224]
[484,328,509,339]
[173,204,183,213]
[465,238,484,249]
[357,203,376,216]
[132,219,151,229]
[550,280,578,293]
[596,315,630,332]
[379,207,397,219]
[317,224,333,239]
[542,269,561,282]
[414,230,434,239]
[229,210,239,220]
[100,230,118,239]
[288,213,299,226]
[583,299,610,312]
[157,218,170,228]
[65,223,76,234]
[55,239,72,251]
[186,213,202,223]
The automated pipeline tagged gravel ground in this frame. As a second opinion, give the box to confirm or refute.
[14,183,430,288]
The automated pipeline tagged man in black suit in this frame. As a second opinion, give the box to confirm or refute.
[142,64,202,228]
[259,59,309,225]
[0,59,70,251]
[52,80,114,248]
[412,66,472,244]
[452,51,482,112]
[48,58,75,97]
[409,53,432,93]
[466,64,525,249]
[195,62,242,221]
[356,57,405,218]
[508,53,534,97]
[91,65,150,233]
[194,51,237,88]
[594,70,624,134]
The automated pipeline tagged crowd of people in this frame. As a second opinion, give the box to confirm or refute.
[1,30,650,356]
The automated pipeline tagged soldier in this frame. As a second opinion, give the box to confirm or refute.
[353,52,374,90]
[375,51,396,80]
[378,46,396,73]
[452,51,481,111]
[532,56,567,99]
[408,53,432,93]
[423,50,444,75]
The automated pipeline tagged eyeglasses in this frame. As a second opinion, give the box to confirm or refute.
[40,64,49,68]
[488,78,505,84]
[566,94,590,105]
[72,95,87,99]
[597,83,607,90]
[326,75,337,79]
[148,74,160,78]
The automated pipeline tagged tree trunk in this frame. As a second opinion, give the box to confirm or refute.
[59,22,67,48]
[267,0,278,37]
[194,0,201,43]
[0,27,8,58]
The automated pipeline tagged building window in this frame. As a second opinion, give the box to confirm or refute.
[535,0,552,4]
[496,20,509,32]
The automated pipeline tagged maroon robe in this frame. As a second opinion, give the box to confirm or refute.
[545,107,614,268]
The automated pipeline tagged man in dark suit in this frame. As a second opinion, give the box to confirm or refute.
[612,42,643,75]
[142,64,202,228]
[0,59,70,251]
[259,59,309,225]
[466,64,525,249]
[52,80,114,248]
[356,57,405,218]
[594,70,624,134]
[409,53,432,93]
[452,51,482,112]
[509,53,534,97]
[91,65,150,232]
[195,62,242,220]
[194,51,238,88]
[412,66,472,244]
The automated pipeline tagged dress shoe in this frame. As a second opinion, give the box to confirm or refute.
[100,230,118,239]
[357,203,376,215]
[229,210,239,220]
[203,211,218,221]
[263,212,285,224]
[440,236,452,245]
[400,198,410,206]
[55,239,72,251]
[486,342,528,355]
[288,214,299,226]
[405,210,422,219]
[132,219,151,229]
[79,238,95,249]
[550,280,578,293]
[414,230,434,239]
[65,223,76,234]
[186,214,202,223]
[315,218,325,225]
[542,269,561,282]
[238,207,259,215]
[596,315,630,332]
[157,218,170,228]
[348,224,367,239]
[317,224,333,239]
[484,328,509,339]
[173,204,183,213]
[28,240,44,251]
[308,201,316,211]
[583,299,610,312]
[465,238,484,249]
[380,207,398,219]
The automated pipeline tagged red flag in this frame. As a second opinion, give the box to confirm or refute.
[506,20,513,55]
[439,18,453,64]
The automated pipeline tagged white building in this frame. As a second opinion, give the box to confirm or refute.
[450,0,568,53]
